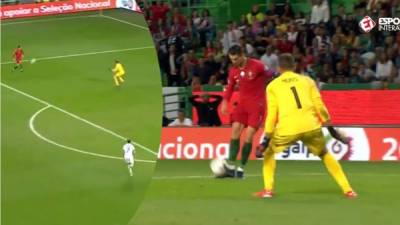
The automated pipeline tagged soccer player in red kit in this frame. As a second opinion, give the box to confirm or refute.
[221,45,274,178]
[13,45,24,72]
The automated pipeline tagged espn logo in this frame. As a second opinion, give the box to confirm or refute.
[378,17,400,31]
[359,16,400,32]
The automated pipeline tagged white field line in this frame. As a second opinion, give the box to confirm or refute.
[152,172,400,180]
[28,106,155,163]
[100,15,149,30]
[1,15,99,26]
[0,46,154,65]
[1,83,158,156]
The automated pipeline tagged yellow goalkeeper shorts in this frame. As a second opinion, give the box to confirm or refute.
[266,128,326,156]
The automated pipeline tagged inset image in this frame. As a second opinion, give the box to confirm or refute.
[132,1,400,225]
[1,2,161,225]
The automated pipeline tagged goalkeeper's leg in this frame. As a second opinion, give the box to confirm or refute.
[113,75,120,86]
[304,129,355,196]
[118,75,125,83]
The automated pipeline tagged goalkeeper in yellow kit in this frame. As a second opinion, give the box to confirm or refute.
[254,54,357,198]
[112,60,125,86]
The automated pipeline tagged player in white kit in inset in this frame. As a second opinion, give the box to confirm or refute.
[123,139,135,176]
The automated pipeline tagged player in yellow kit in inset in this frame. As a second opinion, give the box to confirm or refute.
[254,53,357,199]
[112,60,125,86]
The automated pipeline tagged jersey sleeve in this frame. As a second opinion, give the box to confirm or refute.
[264,83,278,134]
[112,64,118,72]
[307,77,330,123]
[223,69,236,101]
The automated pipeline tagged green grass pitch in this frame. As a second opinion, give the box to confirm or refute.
[1,9,161,225]
[131,160,400,225]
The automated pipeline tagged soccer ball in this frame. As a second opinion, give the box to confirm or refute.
[30,58,36,64]
[210,158,227,177]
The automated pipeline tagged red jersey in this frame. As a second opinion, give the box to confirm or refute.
[224,58,273,103]
[14,48,24,59]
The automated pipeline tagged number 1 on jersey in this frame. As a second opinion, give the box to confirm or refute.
[290,86,302,109]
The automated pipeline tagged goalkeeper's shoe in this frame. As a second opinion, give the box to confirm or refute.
[253,189,273,198]
[345,190,358,199]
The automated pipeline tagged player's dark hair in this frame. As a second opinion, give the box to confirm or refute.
[17,45,21,48]
[228,45,243,56]
[127,139,131,143]
[278,53,296,70]
[115,60,119,63]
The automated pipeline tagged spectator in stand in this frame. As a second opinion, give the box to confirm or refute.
[190,9,202,42]
[189,93,223,126]
[221,21,243,54]
[281,3,295,20]
[171,7,187,27]
[239,37,255,56]
[165,45,182,86]
[167,26,184,55]
[348,64,364,83]
[275,33,294,54]
[192,57,218,85]
[149,0,169,25]
[376,53,394,81]
[334,62,349,83]
[246,4,265,25]
[261,46,279,71]
[198,9,215,47]
[310,0,329,24]
[203,41,215,58]
[287,24,298,43]
[168,109,193,127]
[358,63,376,82]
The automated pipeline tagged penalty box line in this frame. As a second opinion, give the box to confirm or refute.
[1,82,158,156]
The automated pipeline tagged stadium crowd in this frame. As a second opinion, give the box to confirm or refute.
[138,0,400,88]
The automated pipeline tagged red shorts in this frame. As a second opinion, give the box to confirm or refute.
[231,100,265,129]
[15,58,22,64]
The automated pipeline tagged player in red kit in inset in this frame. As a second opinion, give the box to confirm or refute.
[13,45,24,72]
[221,45,274,178]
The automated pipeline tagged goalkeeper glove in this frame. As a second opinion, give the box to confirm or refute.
[255,136,271,158]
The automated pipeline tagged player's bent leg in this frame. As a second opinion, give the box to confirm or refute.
[303,129,355,196]
[113,75,120,86]
[118,74,125,83]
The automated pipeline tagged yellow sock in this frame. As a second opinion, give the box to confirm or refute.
[118,76,124,83]
[263,151,276,190]
[322,152,353,193]
[113,76,120,86]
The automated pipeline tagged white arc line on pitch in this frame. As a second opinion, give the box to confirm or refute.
[29,106,156,163]
[1,83,158,156]
[0,46,154,65]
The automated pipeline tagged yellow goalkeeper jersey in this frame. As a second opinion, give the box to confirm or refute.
[264,71,330,136]
[113,63,125,74]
